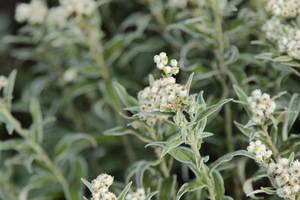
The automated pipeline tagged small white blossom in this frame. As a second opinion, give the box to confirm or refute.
[0,75,8,89]
[276,186,291,198]
[63,68,78,82]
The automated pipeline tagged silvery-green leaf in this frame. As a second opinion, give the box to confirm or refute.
[176,181,207,200]
[197,98,232,121]
[212,170,225,199]
[282,94,300,140]
[81,178,95,194]
[157,175,177,200]
[234,121,253,137]
[161,135,184,158]
[145,191,158,200]
[29,97,43,144]
[117,181,132,200]
[114,82,138,108]
[149,74,154,86]
[209,150,255,175]
[3,70,17,110]
[273,55,292,62]
[288,152,295,166]
[185,72,194,96]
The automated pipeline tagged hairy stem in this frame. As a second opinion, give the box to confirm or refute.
[189,143,216,200]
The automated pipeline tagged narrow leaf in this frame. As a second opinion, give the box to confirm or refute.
[209,150,255,175]
[176,181,207,200]
[114,82,138,108]
[197,98,233,121]
[117,182,132,200]
[161,136,184,157]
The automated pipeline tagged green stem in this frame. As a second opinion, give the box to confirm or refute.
[189,143,216,200]
[209,1,243,198]
[262,126,280,161]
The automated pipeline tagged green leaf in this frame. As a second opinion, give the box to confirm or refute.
[81,178,95,194]
[0,108,22,135]
[146,143,195,165]
[185,73,194,96]
[273,55,292,62]
[114,82,138,108]
[149,74,154,86]
[176,181,207,200]
[3,70,17,110]
[117,181,132,200]
[234,121,253,137]
[212,170,225,198]
[288,152,295,166]
[104,126,152,143]
[209,150,255,175]
[157,175,177,200]
[233,85,248,103]
[29,97,43,144]
[280,134,300,152]
[145,191,158,200]
[161,135,184,158]
[197,98,233,121]
[0,139,23,151]
[282,94,300,140]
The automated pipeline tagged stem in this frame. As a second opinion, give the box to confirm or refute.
[13,123,70,199]
[154,148,170,178]
[189,143,216,200]
[209,1,243,198]
[262,126,280,161]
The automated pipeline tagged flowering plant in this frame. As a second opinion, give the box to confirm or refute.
[0,0,299,200]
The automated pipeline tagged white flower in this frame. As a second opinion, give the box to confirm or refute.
[275,172,290,186]
[28,0,48,24]
[279,158,289,168]
[156,62,164,70]
[290,184,300,193]
[47,7,68,29]
[276,186,291,198]
[163,66,172,74]
[63,68,78,82]
[154,55,161,63]
[170,59,178,67]
[172,67,179,75]
[265,150,273,158]
[252,89,262,100]
[0,75,8,89]
[15,3,31,23]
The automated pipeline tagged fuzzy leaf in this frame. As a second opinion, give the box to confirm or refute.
[161,136,184,157]
[117,181,132,200]
[29,97,43,144]
[185,73,194,96]
[81,178,95,194]
[3,70,17,110]
[114,82,138,108]
[176,181,207,200]
[282,94,300,140]
[145,191,158,200]
[209,150,255,175]
[234,121,253,137]
[197,98,233,121]
[157,175,177,200]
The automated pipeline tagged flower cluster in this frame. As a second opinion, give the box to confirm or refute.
[137,76,187,126]
[89,173,117,200]
[264,0,299,18]
[15,0,96,28]
[268,159,300,198]
[15,0,48,24]
[153,52,179,76]
[262,17,300,59]
[247,89,276,125]
[0,75,8,90]
[125,188,146,200]
[247,140,272,162]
